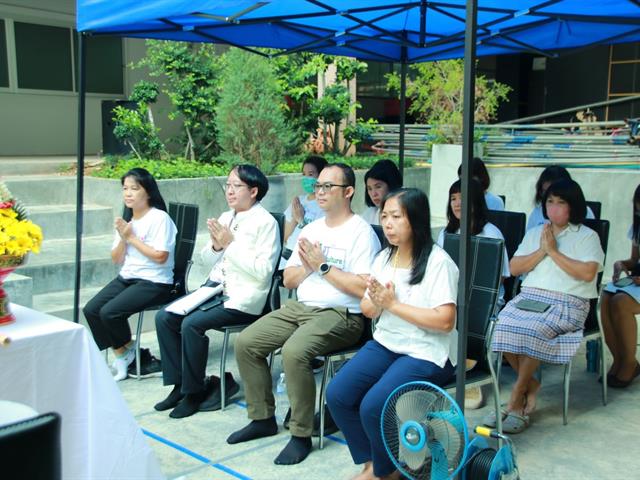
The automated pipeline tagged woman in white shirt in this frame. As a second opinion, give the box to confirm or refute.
[457,157,504,211]
[154,165,280,419]
[489,179,604,434]
[527,165,594,231]
[600,184,640,388]
[327,188,458,480]
[361,159,402,225]
[279,156,327,269]
[84,168,177,381]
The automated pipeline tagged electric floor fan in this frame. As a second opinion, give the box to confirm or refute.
[381,381,519,480]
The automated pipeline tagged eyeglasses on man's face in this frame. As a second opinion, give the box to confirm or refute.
[224,183,248,192]
[313,182,349,194]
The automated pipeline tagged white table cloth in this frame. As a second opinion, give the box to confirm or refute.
[0,304,164,480]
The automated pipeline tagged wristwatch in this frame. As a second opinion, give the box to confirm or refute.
[318,262,331,276]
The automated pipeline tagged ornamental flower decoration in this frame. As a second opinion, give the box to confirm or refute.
[0,182,43,259]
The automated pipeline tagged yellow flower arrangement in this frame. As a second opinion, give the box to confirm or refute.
[0,183,43,259]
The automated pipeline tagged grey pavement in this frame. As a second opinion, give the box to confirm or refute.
[117,329,640,480]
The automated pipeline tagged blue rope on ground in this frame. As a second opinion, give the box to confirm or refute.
[142,428,253,480]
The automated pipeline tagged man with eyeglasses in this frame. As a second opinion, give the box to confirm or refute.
[228,163,381,466]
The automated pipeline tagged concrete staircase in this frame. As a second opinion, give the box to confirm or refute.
[4,169,119,322]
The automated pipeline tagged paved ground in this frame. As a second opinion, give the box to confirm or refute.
[117,330,640,480]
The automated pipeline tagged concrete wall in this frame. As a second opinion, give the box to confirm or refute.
[0,1,181,156]
[84,167,431,228]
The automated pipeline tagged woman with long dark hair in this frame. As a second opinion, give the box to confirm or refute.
[84,168,177,381]
[361,159,403,225]
[600,184,640,388]
[327,188,458,480]
[489,179,604,433]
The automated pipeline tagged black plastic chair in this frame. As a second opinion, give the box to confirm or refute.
[133,202,199,379]
[214,211,285,410]
[442,234,505,430]
[486,210,526,304]
[0,412,61,480]
[559,218,610,422]
[371,224,386,248]
[586,200,602,220]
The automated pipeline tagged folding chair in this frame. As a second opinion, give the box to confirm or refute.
[133,202,199,379]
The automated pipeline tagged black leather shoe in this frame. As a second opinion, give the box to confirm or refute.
[199,373,240,411]
[312,407,338,437]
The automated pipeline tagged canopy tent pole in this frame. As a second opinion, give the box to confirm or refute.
[455,0,478,413]
[73,32,87,324]
[398,42,408,178]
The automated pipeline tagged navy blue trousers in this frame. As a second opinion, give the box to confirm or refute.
[326,340,454,477]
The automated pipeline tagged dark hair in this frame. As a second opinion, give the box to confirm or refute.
[380,188,434,285]
[120,168,166,221]
[364,159,403,207]
[456,157,491,191]
[326,162,356,188]
[302,155,328,176]
[233,164,269,201]
[633,184,640,243]
[534,165,571,205]
[542,179,587,225]
[444,179,488,235]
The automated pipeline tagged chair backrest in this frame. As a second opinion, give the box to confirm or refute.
[0,412,61,480]
[443,234,504,369]
[264,212,286,314]
[585,200,602,220]
[582,218,610,333]
[486,209,526,303]
[371,224,387,249]
[168,202,199,297]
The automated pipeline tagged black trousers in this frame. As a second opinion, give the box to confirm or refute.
[84,275,173,351]
[155,302,258,394]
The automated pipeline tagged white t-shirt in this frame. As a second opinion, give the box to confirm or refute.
[516,223,604,298]
[360,206,380,225]
[485,192,505,211]
[286,214,381,312]
[526,203,595,231]
[371,245,459,368]
[627,224,639,246]
[279,195,324,269]
[114,207,177,284]
[437,222,509,304]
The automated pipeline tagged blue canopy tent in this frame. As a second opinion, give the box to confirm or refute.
[75,0,640,408]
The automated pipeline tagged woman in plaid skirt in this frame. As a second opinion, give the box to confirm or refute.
[488,179,604,433]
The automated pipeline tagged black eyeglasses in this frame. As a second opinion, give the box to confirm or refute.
[313,183,349,193]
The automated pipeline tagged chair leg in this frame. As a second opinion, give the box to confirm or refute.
[318,359,331,450]
[220,330,230,411]
[563,360,571,425]
[599,337,607,405]
[135,311,144,381]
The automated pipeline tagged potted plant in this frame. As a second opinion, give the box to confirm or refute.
[0,183,43,325]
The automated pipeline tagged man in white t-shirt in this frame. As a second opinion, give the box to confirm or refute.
[227,164,381,465]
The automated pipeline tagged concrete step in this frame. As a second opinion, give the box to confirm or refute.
[0,156,82,176]
[29,203,114,240]
[21,235,119,294]
[4,175,78,206]
[5,272,33,308]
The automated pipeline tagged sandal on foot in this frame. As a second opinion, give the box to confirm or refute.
[609,362,640,388]
[502,412,530,434]
[482,407,508,428]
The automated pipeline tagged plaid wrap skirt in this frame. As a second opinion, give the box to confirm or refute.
[491,287,590,364]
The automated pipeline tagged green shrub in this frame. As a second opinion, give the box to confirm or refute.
[216,48,298,175]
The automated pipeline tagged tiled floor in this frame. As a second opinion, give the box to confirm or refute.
[118,331,640,480]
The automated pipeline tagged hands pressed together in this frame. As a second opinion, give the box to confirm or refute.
[298,237,325,273]
[208,218,234,251]
[115,217,133,242]
[366,276,397,311]
[539,223,558,256]
[291,197,305,225]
